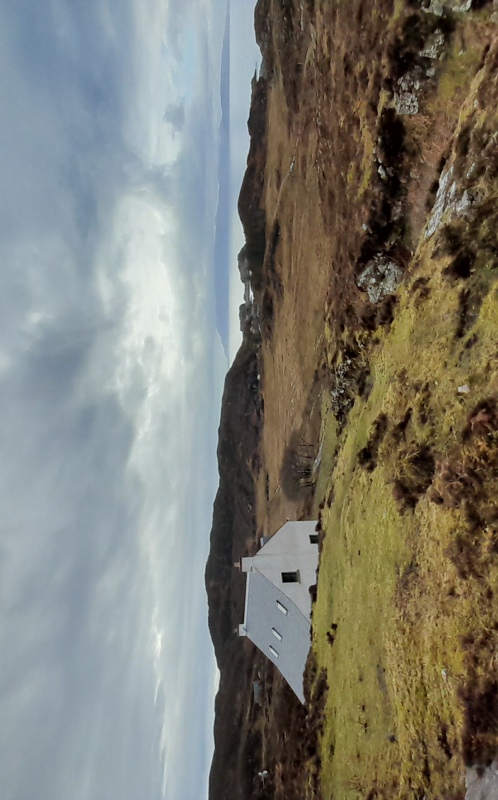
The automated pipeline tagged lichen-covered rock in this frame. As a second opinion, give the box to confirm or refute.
[425,165,458,238]
[420,31,446,60]
[422,0,444,13]
[357,256,403,303]
[394,73,420,115]
[394,91,419,115]
[423,0,472,12]
[425,165,481,239]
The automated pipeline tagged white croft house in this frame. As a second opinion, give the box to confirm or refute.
[238,520,319,703]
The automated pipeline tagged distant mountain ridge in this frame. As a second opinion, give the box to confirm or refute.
[204,14,271,790]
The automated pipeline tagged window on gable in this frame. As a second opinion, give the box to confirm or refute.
[281,570,300,583]
[276,600,288,615]
[309,533,319,545]
[269,645,279,659]
[271,628,282,642]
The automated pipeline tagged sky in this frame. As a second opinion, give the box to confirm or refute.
[0,1,259,799]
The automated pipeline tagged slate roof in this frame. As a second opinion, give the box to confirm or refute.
[243,568,311,703]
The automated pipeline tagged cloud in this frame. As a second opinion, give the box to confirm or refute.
[0,1,230,799]
[163,102,186,133]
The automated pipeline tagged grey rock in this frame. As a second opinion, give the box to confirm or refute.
[421,32,446,60]
[425,164,482,239]
[466,763,498,800]
[394,91,419,115]
[423,0,444,15]
[378,163,388,181]
[357,256,403,303]
[424,0,472,10]
[453,0,473,11]
[394,73,423,115]
[425,165,458,238]
[455,189,474,216]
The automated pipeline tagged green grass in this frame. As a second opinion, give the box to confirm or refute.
[314,260,498,797]
[312,40,498,797]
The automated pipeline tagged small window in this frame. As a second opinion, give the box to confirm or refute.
[269,645,279,659]
[281,570,300,583]
[271,628,282,642]
[276,600,288,615]
[309,533,319,545]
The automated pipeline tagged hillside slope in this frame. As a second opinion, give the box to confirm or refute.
[206,1,498,798]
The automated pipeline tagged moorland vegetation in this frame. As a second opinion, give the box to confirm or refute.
[206,1,498,798]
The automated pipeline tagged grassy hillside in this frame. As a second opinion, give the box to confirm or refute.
[208,1,498,798]
[312,11,498,800]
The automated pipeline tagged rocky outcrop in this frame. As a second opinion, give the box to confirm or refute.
[237,72,269,292]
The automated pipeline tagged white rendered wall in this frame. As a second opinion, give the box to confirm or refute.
[241,520,318,619]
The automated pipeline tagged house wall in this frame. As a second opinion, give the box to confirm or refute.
[243,569,311,702]
[241,520,318,620]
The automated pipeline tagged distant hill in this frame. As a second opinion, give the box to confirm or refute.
[204,338,264,800]
[205,11,274,798]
